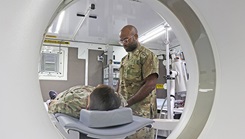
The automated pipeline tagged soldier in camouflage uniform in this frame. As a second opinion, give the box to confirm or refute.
[48,85,95,118]
[117,25,159,139]
[48,84,124,119]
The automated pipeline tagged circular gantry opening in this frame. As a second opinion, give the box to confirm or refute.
[39,0,215,139]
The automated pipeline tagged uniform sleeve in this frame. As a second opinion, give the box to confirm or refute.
[142,52,159,79]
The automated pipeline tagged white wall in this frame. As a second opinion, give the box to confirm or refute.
[72,42,126,62]
[112,46,127,61]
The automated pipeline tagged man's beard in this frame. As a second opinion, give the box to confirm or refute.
[125,42,137,52]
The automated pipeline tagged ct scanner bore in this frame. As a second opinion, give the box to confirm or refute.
[1,0,245,139]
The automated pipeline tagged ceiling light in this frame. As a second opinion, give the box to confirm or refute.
[139,23,171,44]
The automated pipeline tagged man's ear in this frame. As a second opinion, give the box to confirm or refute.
[134,34,138,40]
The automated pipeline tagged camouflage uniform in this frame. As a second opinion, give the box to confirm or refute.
[119,45,159,139]
[48,85,95,118]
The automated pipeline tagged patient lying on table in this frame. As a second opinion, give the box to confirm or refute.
[48,84,126,118]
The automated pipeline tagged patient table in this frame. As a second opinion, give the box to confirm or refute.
[54,107,154,139]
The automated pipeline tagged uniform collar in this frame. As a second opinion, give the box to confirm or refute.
[128,44,141,58]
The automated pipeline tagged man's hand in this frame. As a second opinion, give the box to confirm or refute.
[127,73,158,107]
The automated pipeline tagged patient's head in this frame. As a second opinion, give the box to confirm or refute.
[88,85,121,111]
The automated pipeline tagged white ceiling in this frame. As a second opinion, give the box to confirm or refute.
[46,0,180,51]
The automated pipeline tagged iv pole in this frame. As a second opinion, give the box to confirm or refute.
[165,25,176,120]
[155,24,177,139]
[155,25,187,139]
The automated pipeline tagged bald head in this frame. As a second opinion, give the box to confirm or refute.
[119,25,139,52]
[120,25,138,35]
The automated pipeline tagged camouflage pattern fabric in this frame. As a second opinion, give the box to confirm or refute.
[126,126,155,139]
[48,85,95,118]
[119,45,159,139]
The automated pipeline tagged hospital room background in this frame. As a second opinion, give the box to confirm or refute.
[39,45,172,102]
